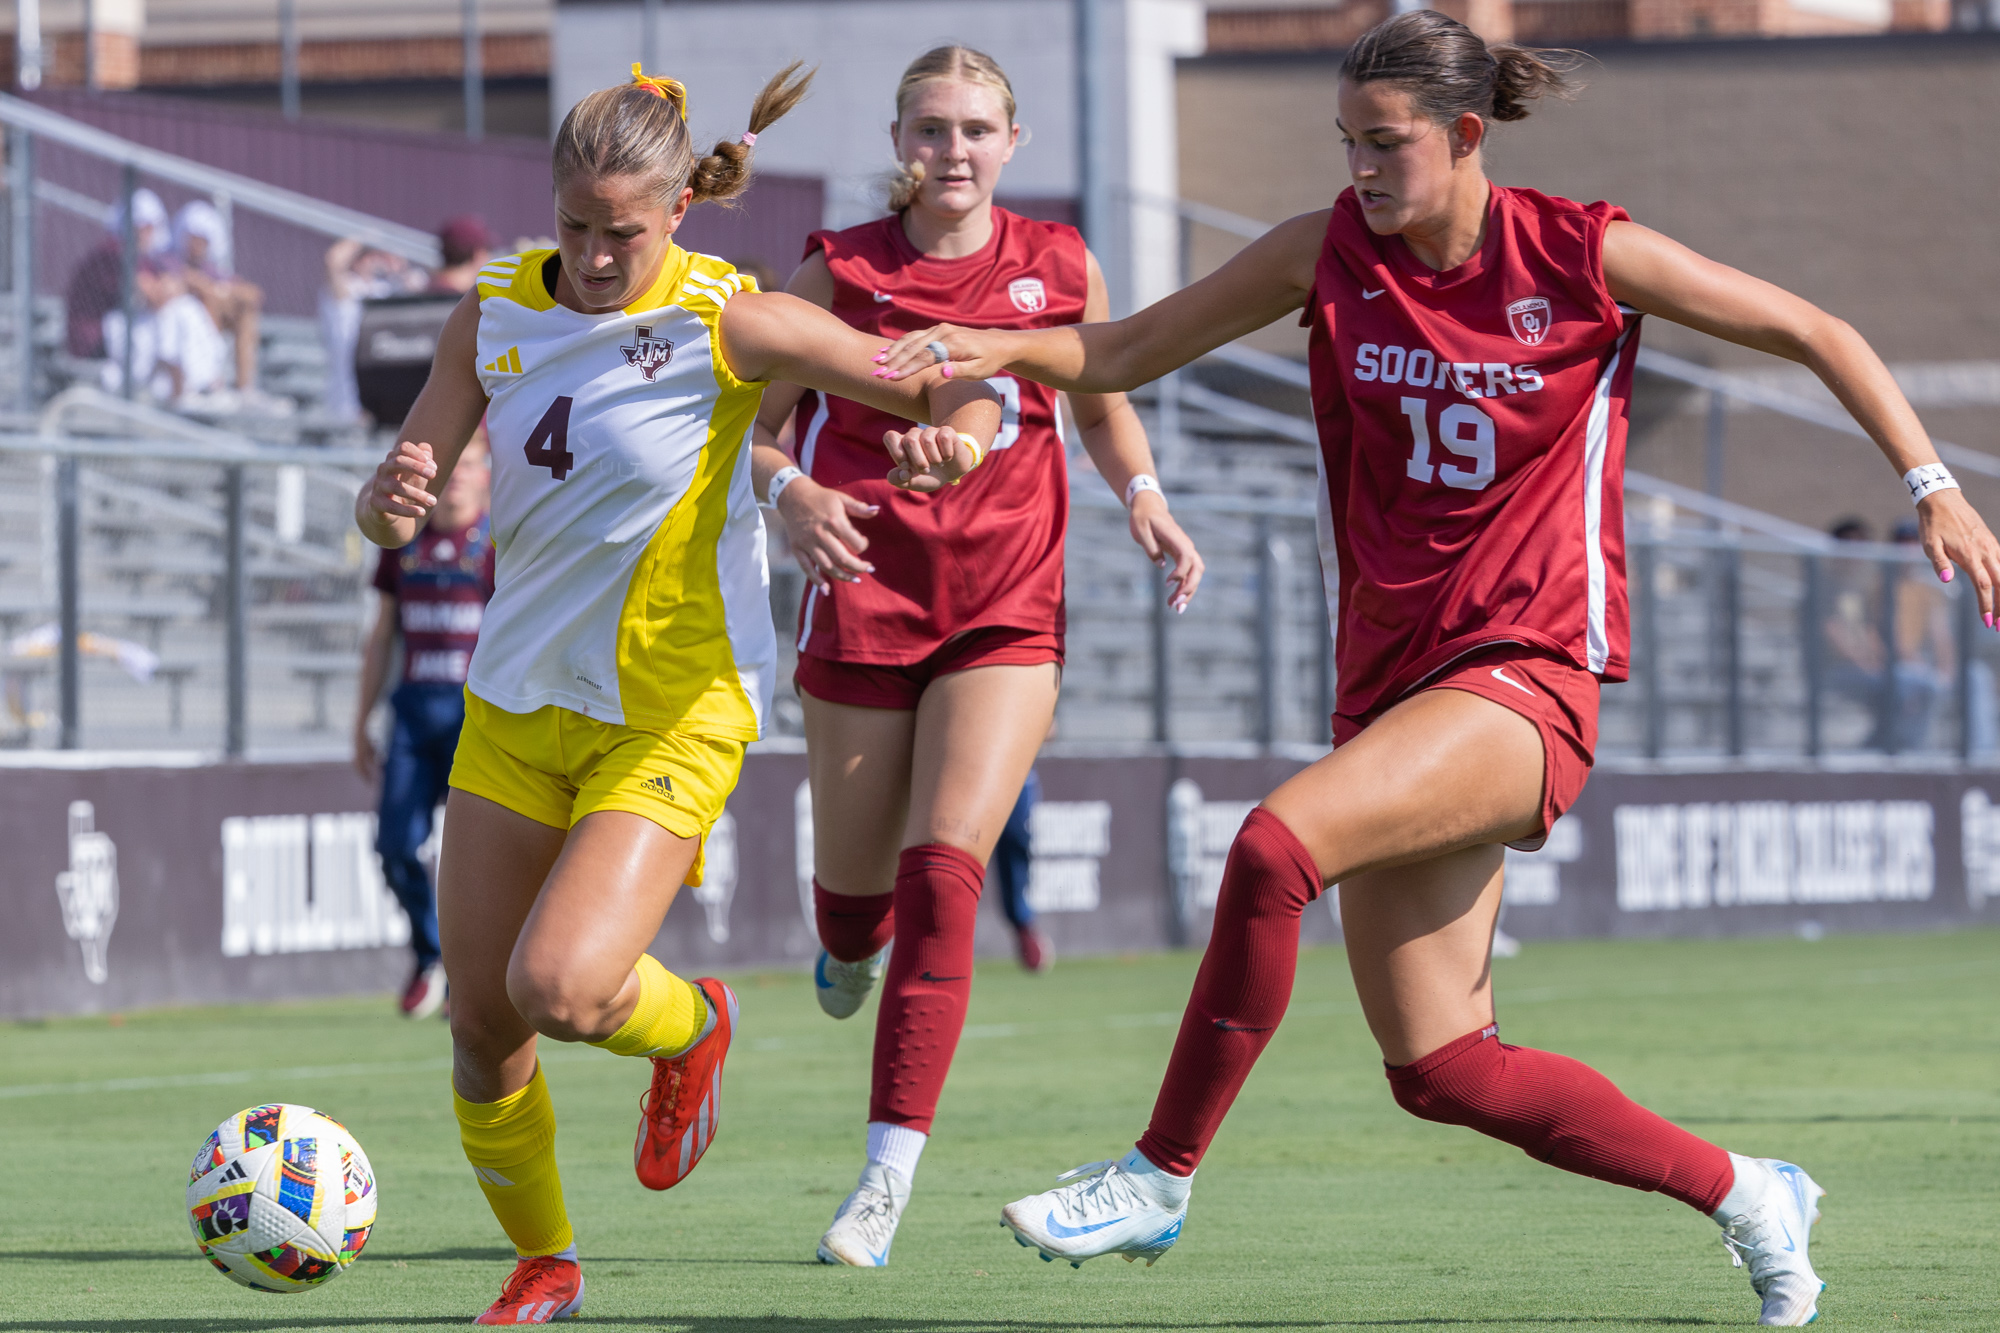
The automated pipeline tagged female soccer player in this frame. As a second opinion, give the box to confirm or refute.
[875,14,2000,1324]
[355,64,1000,1325]
[747,45,1205,1268]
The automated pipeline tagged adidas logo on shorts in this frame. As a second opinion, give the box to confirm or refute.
[640,774,675,801]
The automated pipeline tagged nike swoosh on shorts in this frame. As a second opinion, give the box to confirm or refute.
[1491,667,1535,697]
[1362,288,1386,299]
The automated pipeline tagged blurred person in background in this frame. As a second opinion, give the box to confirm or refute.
[355,431,495,1018]
[429,215,498,295]
[1823,516,1957,750]
[320,238,423,422]
[990,769,1052,971]
[91,201,229,408]
[1889,517,1955,749]
[65,186,171,360]
[173,200,270,406]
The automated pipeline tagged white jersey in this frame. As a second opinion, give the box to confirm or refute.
[465,246,772,739]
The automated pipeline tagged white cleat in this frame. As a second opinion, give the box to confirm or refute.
[814,948,886,1020]
[816,1163,908,1267]
[1718,1158,1827,1326]
[1000,1150,1187,1269]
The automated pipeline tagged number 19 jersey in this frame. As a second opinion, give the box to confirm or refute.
[1307,185,1641,723]
[466,247,773,739]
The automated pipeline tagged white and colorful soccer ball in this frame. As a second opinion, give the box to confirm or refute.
[185,1102,377,1292]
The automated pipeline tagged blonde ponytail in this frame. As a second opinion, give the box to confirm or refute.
[553,61,815,208]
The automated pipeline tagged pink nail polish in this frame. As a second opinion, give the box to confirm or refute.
[1941,568,1954,582]
[872,354,887,363]
[1987,613,1995,630]
[941,364,955,379]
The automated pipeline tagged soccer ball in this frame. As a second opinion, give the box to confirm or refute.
[185,1103,377,1292]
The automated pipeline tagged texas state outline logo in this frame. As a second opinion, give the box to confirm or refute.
[621,325,675,381]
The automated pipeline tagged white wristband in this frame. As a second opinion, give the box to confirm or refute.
[765,465,804,508]
[1905,463,1960,505]
[1125,473,1164,508]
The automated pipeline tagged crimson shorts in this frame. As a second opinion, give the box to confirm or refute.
[794,626,1064,711]
[1332,643,1598,851]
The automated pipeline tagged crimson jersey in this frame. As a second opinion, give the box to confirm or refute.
[372,516,495,684]
[793,208,1088,663]
[1307,185,1640,721]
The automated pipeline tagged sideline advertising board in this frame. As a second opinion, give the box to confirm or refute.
[2,755,1993,1018]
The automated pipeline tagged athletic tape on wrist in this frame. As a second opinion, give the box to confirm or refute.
[1905,463,1959,505]
[765,465,803,508]
[950,429,985,484]
[1125,473,1164,508]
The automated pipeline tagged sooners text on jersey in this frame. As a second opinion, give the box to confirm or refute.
[1307,185,1640,722]
[794,208,1088,665]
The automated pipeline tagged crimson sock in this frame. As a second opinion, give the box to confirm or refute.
[813,879,895,963]
[1387,1026,1734,1213]
[1136,808,1322,1176]
[868,843,986,1133]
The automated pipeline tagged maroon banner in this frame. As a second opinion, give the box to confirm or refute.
[3,754,1994,1018]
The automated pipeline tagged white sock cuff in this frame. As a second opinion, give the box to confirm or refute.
[1121,1147,1192,1208]
[866,1121,927,1183]
[1711,1152,1763,1222]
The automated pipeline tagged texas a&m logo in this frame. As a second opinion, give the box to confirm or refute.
[1505,297,1551,348]
[1007,277,1047,314]
[621,325,675,381]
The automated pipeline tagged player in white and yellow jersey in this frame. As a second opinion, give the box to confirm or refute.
[355,62,1001,1326]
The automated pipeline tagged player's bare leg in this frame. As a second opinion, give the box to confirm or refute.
[439,794,733,1321]
[812,659,1058,1265]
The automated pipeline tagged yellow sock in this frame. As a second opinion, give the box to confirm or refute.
[589,953,708,1059]
[454,1064,573,1258]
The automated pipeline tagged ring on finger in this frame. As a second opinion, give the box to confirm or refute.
[926,340,950,366]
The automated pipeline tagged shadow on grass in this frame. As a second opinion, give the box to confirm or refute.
[0,1318,1726,1331]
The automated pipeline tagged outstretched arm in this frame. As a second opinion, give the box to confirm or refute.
[1603,221,2000,622]
[721,289,1002,492]
[872,209,1328,393]
[1068,251,1205,611]
[354,291,489,547]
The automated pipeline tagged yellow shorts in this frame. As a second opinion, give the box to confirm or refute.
[448,691,745,885]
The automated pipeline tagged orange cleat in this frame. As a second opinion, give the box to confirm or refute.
[473,1253,583,1325]
[633,978,737,1191]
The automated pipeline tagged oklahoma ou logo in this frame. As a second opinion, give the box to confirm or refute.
[1505,297,1551,347]
[1007,277,1046,314]
[620,325,674,381]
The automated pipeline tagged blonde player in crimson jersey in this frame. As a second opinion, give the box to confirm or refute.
[747,46,1204,1268]
[879,13,2000,1325]
[355,64,1000,1326]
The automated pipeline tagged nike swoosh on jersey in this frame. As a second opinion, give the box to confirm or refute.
[873,291,894,303]
[1491,667,1535,696]
[1362,288,1386,299]
[1045,1211,1126,1238]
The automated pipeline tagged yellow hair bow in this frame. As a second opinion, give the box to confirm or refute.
[629,63,688,121]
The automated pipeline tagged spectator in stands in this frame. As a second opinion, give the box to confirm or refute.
[428,215,498,295]
[64,186,171,359]
[354,430,495,1018]
[1823,515,1956,750]
[1889,518,1955,749]
[319,238,422,422]
[173,200,268,403]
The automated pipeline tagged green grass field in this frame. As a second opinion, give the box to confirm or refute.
[1,928,1995,1332]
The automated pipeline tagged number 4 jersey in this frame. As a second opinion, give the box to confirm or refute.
[468,247,773,739]
[1307,185,1641,722]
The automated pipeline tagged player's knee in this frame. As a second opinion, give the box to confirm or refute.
[1213,809,1322,917]
[504,960,620,1044]
[1385,1030,1504,1127]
